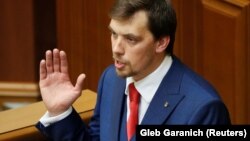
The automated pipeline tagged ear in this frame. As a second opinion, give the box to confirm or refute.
[155,36,170,53]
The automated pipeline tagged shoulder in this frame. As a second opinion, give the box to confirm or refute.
[169,57,230,124]
[99,65,117,81]
[172,56,221,100]
[97,64,125,90]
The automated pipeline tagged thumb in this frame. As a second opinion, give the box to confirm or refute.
[75,73,86,92]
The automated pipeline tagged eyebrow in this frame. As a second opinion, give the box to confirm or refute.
[108,25,141,40]
[108,26,114,33]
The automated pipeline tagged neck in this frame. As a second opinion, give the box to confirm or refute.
[133,54,167,81]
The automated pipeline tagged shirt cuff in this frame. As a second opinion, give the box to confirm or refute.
[39,107,73,127]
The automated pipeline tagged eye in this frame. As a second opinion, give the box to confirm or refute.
[111,31,118,39]
[126,36,137,44]
[127,37,134,42]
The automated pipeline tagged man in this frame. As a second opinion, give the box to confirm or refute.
[36,0,231,140]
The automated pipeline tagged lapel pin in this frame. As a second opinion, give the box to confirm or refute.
[164,101,169,107]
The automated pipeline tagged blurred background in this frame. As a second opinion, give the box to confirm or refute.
[0,0,249,124]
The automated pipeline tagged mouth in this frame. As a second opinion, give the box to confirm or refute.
[114,59,125,69]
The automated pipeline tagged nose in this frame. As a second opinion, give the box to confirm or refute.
[112,37,124,55]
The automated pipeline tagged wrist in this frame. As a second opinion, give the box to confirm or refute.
[40,107,73,127]
[48,107,71,117]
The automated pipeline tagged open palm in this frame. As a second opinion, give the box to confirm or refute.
[39,49,85,116]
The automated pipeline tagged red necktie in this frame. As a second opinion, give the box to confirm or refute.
[127,83,140,141]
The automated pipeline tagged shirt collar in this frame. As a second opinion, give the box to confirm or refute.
[125,55,173,103]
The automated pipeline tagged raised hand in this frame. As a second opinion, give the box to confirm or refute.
[39,48,86,116]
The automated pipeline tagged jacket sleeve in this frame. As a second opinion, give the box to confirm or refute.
[36,108,95,141]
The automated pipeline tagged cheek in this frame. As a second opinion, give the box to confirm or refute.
[127,48,153,68]
[111,38,115,50]
[125,41,156,67]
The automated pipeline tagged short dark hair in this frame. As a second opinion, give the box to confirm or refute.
[109,0,177,55]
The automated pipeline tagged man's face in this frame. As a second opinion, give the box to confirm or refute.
[109,10,162,81]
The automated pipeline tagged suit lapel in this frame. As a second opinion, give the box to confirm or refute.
[141,93,184,125]
[141,56,185,125]
[110,76,126,140]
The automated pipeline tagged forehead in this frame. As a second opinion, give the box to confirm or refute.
[109,10,151,36]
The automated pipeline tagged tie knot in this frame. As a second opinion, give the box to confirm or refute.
[129,83,140,102]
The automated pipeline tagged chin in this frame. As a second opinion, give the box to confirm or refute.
[115,69,138,80]
[115,69,130,78]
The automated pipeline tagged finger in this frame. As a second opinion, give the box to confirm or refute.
[60,51,68,74]
[45,50,53,74]
[53,48,60,72]
[40,59,47,80]
[75,73,86,92]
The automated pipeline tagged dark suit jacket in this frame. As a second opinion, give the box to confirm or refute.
[36,56,231,141]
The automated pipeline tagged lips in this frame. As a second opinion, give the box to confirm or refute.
[114,60,125,69]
